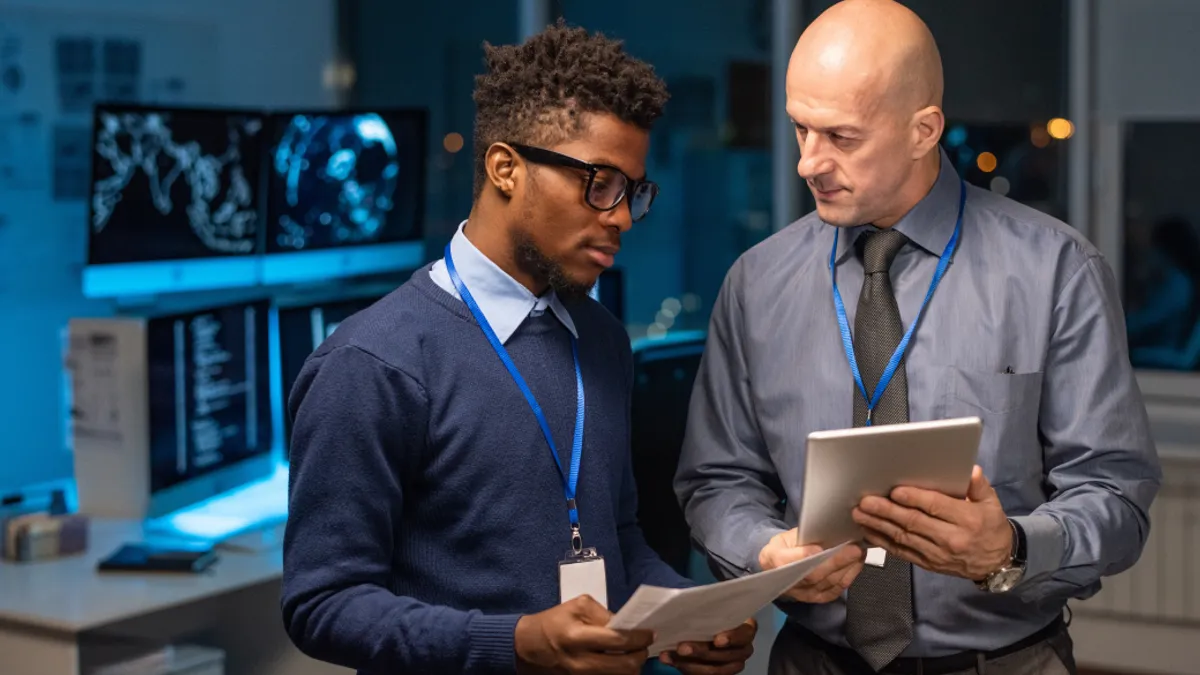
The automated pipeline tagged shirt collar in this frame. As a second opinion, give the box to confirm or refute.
[833,146,963,265]
[446,220,578,344]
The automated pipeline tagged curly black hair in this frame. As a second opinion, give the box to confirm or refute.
[471,20,669,198]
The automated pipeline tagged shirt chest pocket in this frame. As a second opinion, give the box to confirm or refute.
[940,366,1044,487]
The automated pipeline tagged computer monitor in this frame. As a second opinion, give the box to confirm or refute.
[147,300,273,513]
[84,104,267,297]
[277,295,383,449]
[69,300,274,519]
[260,109,427,283]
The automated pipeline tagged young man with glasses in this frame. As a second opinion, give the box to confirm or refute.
[281,21,757,675]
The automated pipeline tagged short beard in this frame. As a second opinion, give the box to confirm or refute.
[510,230,593,304]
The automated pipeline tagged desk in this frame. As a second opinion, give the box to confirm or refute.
[0,518,348,675]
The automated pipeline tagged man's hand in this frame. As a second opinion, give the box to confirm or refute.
[852,465,1012,580]
[759,528,866,603]
[515,595,653,675]
[659,618,757,675]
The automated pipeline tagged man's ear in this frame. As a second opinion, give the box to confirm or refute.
[484,142,520,197]
[910,106,944,159]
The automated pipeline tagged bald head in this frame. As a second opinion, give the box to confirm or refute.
[791,0,943,116]
[786,0,947,228]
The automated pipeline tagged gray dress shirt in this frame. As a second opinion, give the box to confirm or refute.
[675,149,1163,657]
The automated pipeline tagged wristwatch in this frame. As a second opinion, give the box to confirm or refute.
[976,518,1027,593]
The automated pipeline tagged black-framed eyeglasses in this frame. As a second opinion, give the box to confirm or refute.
[509,143,658,222]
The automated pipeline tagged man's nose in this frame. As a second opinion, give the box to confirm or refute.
[796,136,832,181]
[601,198,634,233]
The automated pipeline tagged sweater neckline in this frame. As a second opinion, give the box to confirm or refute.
[411,264,477,324]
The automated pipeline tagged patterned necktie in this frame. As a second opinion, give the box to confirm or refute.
[844,229,914,671]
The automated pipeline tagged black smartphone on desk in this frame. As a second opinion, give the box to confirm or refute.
[97,543,218,573]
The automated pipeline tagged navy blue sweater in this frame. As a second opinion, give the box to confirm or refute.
[281,265,691,674]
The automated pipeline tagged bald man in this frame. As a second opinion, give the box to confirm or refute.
[675,1,1161,674]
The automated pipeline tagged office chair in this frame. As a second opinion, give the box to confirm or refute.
[629,330,707,578]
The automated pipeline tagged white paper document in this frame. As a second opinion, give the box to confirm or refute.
[608,543,849,655]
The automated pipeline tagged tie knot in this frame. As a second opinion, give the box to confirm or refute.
[860,229,908,274]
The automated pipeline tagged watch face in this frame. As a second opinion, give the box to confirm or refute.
[989,567,1024,593]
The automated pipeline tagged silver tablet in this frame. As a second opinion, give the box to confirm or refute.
[797,416,983,548]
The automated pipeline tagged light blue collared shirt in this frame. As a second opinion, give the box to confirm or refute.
[430,221,578,343]
[676,148,1162,657]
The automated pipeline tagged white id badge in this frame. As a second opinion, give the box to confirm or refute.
[559,548,607,608]
[865,546,887,567]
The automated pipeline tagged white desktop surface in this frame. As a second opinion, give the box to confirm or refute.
[0,518,283,633]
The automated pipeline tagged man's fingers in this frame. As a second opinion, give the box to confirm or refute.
[761,533,826,571]
[665,637,755,675]
[713,618,756,648]
[853,508,944,559]
[834,542,868,566]
[856,498,960,545]
[788,583,844,604]
[803,556,844,583]
[584,651,649,675]
[887,480,985,526]
[774,542,826,566]
[807,543,867,582]
[831,560,865,589]
[619,628,655,651]
[662,653,749,675]
[671,641,754,664]
[780,546,869,602]
[796,543,865,586]
[820,561,862,592]
[797,569,850,601]
[965,465,996,503]
[785,587,831,603]
[567,594,614,626]
[862,529,933,571]
[569,625,652,653]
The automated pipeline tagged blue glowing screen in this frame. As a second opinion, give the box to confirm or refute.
[265,110,426,253]
[147,299,273,494]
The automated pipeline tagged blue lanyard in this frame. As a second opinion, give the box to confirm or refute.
[443,244,587,549]
[829,179,966,426]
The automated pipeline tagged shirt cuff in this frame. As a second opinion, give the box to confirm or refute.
[746,522,790,574]
[1010,514,1064,583]
[465,613,522,674]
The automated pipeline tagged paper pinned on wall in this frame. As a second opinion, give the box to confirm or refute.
[52,123,88,202]
[54,35,143,113]
[0,22,27,111]
[54,35,95,114]
[101,38,141,103]
[67,328,126,449]
[0,110,46,193]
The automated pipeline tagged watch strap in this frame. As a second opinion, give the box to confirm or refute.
[1008,518,1027,567]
